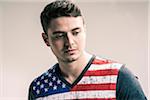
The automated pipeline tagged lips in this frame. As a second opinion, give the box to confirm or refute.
[64,49,77,54]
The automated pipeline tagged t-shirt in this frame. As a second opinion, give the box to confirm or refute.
[28,55,147,100]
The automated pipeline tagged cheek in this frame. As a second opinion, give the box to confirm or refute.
[78,34,86,47]
[50,40,64,50]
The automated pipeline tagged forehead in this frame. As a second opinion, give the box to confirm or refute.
[48,16,84,32]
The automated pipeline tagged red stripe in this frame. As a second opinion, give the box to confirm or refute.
[92,59,112,65]
[72,98,116,100]
[84,69,119,76]
[71,83,116,91]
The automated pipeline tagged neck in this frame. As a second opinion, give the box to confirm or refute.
[58,52,92,84]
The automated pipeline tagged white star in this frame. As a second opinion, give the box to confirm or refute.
[44,88,48,92]
[41,76,44,80]
[33,86,36,90]
[57,79,61,84]
[40,84,44,89]
[37,81,40,86]
[52,76,56,81]
[48,73,52,77]
[34,79,37,82]
[36,89,40,94]
[53,85,57,90]
[53,69,55,72]
[62,83,66,88]
[45,71,49,75]
[49,82,53,86]
[44,79,48,83]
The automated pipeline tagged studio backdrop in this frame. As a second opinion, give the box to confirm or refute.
[0,0,148,100]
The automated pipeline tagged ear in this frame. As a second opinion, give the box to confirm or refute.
[42,32,50,46]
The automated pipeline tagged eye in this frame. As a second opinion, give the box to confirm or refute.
[72,30,81,36]
[53,33,65,39]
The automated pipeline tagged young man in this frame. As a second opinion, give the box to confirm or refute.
[28,0,147,100]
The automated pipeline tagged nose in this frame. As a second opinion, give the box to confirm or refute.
[64,33,75,47]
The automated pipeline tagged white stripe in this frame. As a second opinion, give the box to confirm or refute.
[95,56,108,61]
[78,75,117,84]
[36,90,116,100]
[89,63,123,71]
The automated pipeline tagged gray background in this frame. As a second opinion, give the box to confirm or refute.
[0,0,148,99]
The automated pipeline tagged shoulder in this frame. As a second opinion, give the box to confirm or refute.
[90,56,124,83]
[28,63,58,99]
[92,56,147,99]
[116,66,137,90]
[117,66,142,89]
[91,56,124,70]
[116,66,147,100]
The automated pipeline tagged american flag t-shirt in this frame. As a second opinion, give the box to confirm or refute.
[29,56,123,100]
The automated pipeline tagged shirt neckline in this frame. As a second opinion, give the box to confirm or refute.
[55,55,95,88]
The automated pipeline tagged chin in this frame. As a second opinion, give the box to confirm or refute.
[65,55,79,62]
[63,53,81,63]
[65,58,77,62]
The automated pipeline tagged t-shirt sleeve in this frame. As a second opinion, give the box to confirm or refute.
[116,66,147,100]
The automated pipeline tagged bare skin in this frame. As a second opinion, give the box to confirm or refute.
[42,16,91,84]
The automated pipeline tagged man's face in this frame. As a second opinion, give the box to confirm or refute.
[46,16,86,63]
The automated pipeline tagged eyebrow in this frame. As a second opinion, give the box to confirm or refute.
[52,27,81,35]
[52,31,66,35]
[71,27,81,31]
